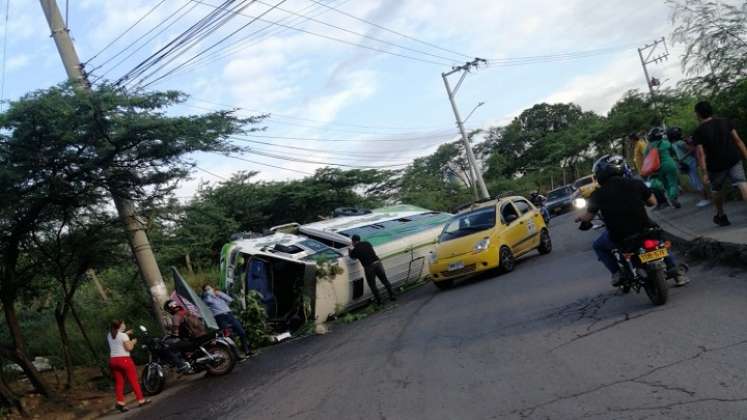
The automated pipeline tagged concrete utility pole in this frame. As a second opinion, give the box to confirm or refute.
[637,38,670,126]
[39,0,169,328]
[442,58,490,201]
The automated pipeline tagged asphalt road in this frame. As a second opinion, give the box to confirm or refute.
[123,213,747,420]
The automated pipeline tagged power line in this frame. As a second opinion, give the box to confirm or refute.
[89,1,198,82]
[305,0,474,60]
[117,0,254,86]
[140,0,290,88]
[194,165,228,180]
[219,153,314,175]
[245,147,410,168]
[0,0,9,112]
[85,0,169,65]
[150,0,346,81]
[240,132,458,143]
[229,136,453,157]
[138,0,453,88]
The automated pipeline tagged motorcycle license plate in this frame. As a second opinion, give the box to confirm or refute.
[448,262,465,271]
[639,248,668,263]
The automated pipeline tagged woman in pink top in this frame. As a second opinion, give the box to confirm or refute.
[107,320,150,412]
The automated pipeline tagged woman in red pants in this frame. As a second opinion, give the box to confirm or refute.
[107,320,150,412]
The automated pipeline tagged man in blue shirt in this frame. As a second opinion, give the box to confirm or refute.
[202,285,252,357]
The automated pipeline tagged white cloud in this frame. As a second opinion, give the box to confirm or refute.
[6,54,30,72]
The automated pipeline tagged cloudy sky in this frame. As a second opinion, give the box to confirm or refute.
[4,0,694,198]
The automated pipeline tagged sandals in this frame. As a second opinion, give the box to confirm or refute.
[115,404,129,413]
[138,399,152,407]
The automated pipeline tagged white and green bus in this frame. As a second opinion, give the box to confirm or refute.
[219,205,451,331]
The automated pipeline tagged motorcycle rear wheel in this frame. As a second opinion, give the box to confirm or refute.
[643,266,668,305]
[140,363,166,396]
[205,345,236,376]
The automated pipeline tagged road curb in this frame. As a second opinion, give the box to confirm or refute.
[661,230,747,269]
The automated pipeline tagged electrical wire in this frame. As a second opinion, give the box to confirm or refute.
[86,0,169,65]
[0,0,9,112]
[117,0,252,86]
[89,1,198,83]
[219,153,314,175]
[140,0,290,88]
[229,136,449,157]
[194,165,228,180]
[166,0,343,76]
[305,0,474,60]
[136,0,453,88]
[245,148,410,168]
[240,132,459,143]
[178,101,463,134]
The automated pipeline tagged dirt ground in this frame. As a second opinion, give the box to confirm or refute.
[4,367,141,419]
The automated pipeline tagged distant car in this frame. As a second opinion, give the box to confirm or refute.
[572,175,598,199]
[428,196,552,290]
[545,185,576,215]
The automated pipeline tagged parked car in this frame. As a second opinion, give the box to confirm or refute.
[572,175,598,199]
[545,185,576,215]
[428,196,552,290]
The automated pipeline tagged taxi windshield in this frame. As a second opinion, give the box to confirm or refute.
[439,207,496,242]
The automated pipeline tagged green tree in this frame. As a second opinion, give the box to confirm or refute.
[0,83,253,400]
[670,0,747,93]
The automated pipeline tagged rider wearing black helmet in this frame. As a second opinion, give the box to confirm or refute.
[577,155,688,287]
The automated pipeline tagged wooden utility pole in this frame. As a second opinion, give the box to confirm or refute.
[39,0,169,328]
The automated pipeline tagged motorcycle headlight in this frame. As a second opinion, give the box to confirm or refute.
[474,238,490,252]
[573,198,587,209]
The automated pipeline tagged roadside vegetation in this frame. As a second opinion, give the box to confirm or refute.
[1,0,746,416]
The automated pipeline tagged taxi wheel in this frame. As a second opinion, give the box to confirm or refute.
[538,229,552,255]
[433,279,454,290]
[499,246,515,273]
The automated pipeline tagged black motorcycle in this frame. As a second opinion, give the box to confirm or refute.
[579,221,671,306]
[138,325,238,396]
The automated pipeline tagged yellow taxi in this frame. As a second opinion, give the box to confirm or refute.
[572,174,599,199]
[428,196,552,289]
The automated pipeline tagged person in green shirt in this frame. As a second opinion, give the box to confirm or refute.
[647,127,681,208]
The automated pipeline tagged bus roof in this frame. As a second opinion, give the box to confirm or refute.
[300,205,432,234]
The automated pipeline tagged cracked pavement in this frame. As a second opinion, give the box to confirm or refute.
[123,213,747,420]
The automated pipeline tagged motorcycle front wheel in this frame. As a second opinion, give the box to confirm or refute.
[140,363,166,396]
[643,265,669,306]
[205,345,236,376]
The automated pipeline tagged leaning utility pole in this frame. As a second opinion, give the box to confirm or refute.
[637,38,670,126]
[39,0,169,328]
[442,58,490,201]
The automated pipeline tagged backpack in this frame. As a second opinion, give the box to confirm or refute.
[640,147,661,177]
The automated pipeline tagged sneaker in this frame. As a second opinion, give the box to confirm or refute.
[610,272,623,287]
[674,275,690,287]
[696,199,711,208]
[713,214,731,227]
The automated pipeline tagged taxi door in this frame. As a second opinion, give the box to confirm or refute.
[499,202,529,252]
[511,198,541,253]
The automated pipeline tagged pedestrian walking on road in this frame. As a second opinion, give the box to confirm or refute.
[202,285,253,358]
[349,234,396,305]
[107,320,150,412]
[692,101,747,226]
[647,127,682,208]
[671,130,711,208]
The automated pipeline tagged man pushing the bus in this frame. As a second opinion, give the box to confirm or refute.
[349,234,397,305]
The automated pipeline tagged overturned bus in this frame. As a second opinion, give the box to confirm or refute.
[218,205,451,331]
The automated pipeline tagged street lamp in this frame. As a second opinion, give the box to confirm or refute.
[463,101,485,124]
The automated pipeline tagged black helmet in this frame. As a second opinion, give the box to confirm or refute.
[163,299,181,314]
[592,155,628,185]
[666,126,683,142]
[648,127,664,142]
